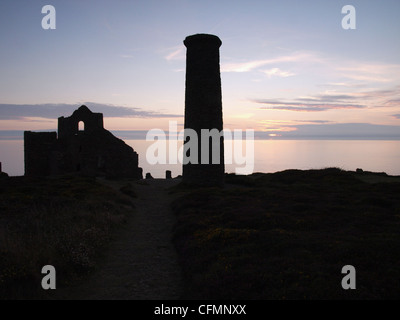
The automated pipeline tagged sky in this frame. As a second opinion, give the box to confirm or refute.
[1,0,400,139]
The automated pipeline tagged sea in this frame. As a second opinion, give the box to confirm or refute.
[1,139,399,178]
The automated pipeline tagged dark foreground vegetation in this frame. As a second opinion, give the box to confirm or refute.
[1,168,399,300]
[0,175,136,299]
[172,168,400,299]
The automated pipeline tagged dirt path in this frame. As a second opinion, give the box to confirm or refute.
[55,178,183,300]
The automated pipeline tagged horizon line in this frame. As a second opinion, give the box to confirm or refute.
[1,130,400,141]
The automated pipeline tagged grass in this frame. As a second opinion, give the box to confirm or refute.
[172,168,400,299]
[0,174,136,300]
[1,168,399,300]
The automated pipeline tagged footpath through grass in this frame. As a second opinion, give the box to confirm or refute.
[172,168,400,299]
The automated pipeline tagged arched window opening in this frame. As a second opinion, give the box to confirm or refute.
[78,121,85,132]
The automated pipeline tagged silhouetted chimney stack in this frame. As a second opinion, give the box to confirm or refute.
[183,34,225,187]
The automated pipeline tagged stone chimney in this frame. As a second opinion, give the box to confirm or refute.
[183,34,225,187]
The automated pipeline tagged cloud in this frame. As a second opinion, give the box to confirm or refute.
[257,120,299,132]
[392,114,400,119]
[293,120,333,124]
[231,113,255,119]
[314,59,400,89]
[221,52,319,73]
[222,59,273,73]
[164,46,185,61]
[253,123,400,140]
[253,99,366,112]
[253,86,400,112]
[303,89,400,102]
[0,103,182,120]
[384,98,400,108]
[257,119,334,133]
[338,63,400,83]
[119,54,134,59]
[312,94,358,101]
[318,82,366,88]
[263,68,295,78]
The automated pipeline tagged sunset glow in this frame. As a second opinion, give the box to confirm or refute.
[0,0,400,176]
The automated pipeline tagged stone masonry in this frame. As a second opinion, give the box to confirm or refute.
[24,105,142,179]
[183,34,225,187]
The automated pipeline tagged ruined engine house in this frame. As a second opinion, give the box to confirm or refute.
[24,105,142,179]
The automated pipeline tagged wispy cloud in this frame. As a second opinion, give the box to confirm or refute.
[257,119,334,133]
[253,123,400,140]
[263,68,295,78]
[119,54,135,59]
[253,86,400,112]
[392,114,400,119]
[222,59,273,73]
[221,52,319,73]
[164,46,185,61]
[253,99,365,112]
[319,82,366,88]
[257,119,298,132]
[338,62,400,83]
[293,120,333,124]
[0,103,182,120]
[383,98,400,108]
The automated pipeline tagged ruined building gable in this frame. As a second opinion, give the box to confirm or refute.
[24,105,142,179]
[58,105,104,139]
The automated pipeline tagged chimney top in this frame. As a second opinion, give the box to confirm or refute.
[184,34,222,48]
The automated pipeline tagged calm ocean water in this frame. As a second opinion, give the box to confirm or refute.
[1,139,399,177]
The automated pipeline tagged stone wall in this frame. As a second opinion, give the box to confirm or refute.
[58,105,103,139]
[24,131,57,176]
[24,105,142,179]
